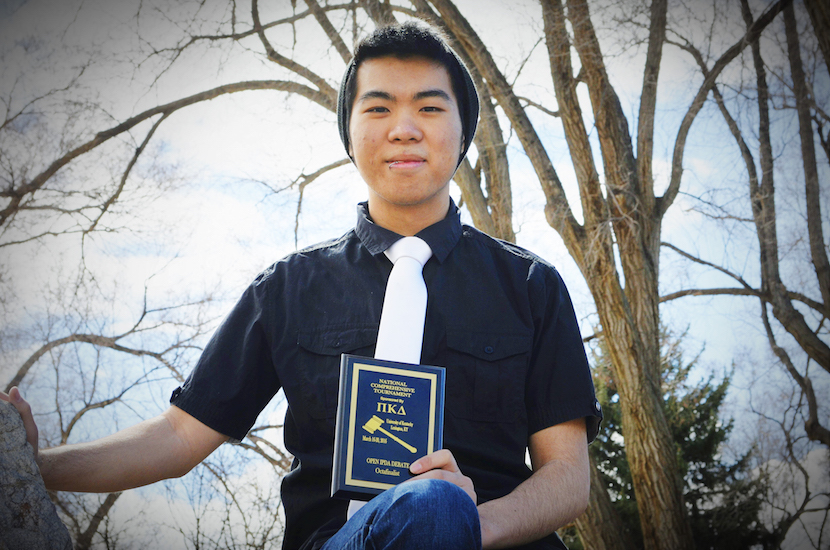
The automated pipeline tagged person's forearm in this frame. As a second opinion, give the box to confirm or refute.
[39,408,224,493]
[476,457,589,549]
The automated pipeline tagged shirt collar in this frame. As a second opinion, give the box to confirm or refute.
[355,200,462,263]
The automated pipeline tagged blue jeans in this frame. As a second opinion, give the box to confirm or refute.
[321,479,482,550]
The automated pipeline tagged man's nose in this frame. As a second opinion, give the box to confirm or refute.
[388,113,423,142]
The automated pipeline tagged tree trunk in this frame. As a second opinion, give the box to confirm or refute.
[784,2,830,316]
[559,1,695,547]
[742,0,830,375]
[803,0,830,75]
[575,454,639,550]
[586,263,693,550]
[431,1,696,547]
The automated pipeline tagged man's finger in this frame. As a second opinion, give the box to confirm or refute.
[407,452,478,505]
[410,448,458,475]
[6,387,39,457]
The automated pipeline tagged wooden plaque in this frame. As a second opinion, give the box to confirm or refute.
[331,354,445,501]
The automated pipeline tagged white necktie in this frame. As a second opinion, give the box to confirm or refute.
[374,236,433,364]
[347,236,432,518]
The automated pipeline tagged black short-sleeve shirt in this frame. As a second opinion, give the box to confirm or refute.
[171,201,602,550]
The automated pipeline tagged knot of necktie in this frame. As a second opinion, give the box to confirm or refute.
[384,236,433,267]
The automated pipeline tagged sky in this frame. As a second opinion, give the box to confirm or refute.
[0,0,827,547]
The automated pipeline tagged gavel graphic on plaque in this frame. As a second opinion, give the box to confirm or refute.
[362,415,417,454]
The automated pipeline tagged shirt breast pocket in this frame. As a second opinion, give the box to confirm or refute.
[443,327,532,423]
[296,326,377,421]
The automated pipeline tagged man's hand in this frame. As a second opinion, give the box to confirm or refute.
[0,387,39,460]
[408,448,477,505]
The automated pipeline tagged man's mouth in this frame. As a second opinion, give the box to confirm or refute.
[388,156,425,169]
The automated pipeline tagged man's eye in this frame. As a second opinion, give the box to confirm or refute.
[367,106,388,113]
[421,106,443,112]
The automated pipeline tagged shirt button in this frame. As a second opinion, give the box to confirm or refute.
[595,401,601,411]
[484,345,494,354]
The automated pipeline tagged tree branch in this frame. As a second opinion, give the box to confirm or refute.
[74,493,122,550]
[660,287,759,302]
[425,0,585,259]
[304,0,352,63]
[541,0,610,238]
[4,332,176,393]
[360,0,397,26]
[659,0,791,218]
[252,0,338,103]
[759,299,830,448]
[517,96,560,118]
[290,158,352,248]
[237,434,293,471]
[661,241,754,289]
[452,157,497,237]
[1,80,335,229]
[784,2,830,313]
[84,112,170,236]
[636,0,667,217]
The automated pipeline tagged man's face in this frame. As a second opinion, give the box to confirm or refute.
[348,55,463,224]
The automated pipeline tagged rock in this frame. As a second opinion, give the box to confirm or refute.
[0,401,72,550]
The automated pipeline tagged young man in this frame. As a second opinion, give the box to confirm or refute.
[2,22,601,550]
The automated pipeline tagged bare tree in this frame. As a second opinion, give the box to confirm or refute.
[432,1,788,547]
[3,273,292,547]
[743,367,830,550]
[3,1,817,548]
[653,1,829,545]
[661,0,829,451]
